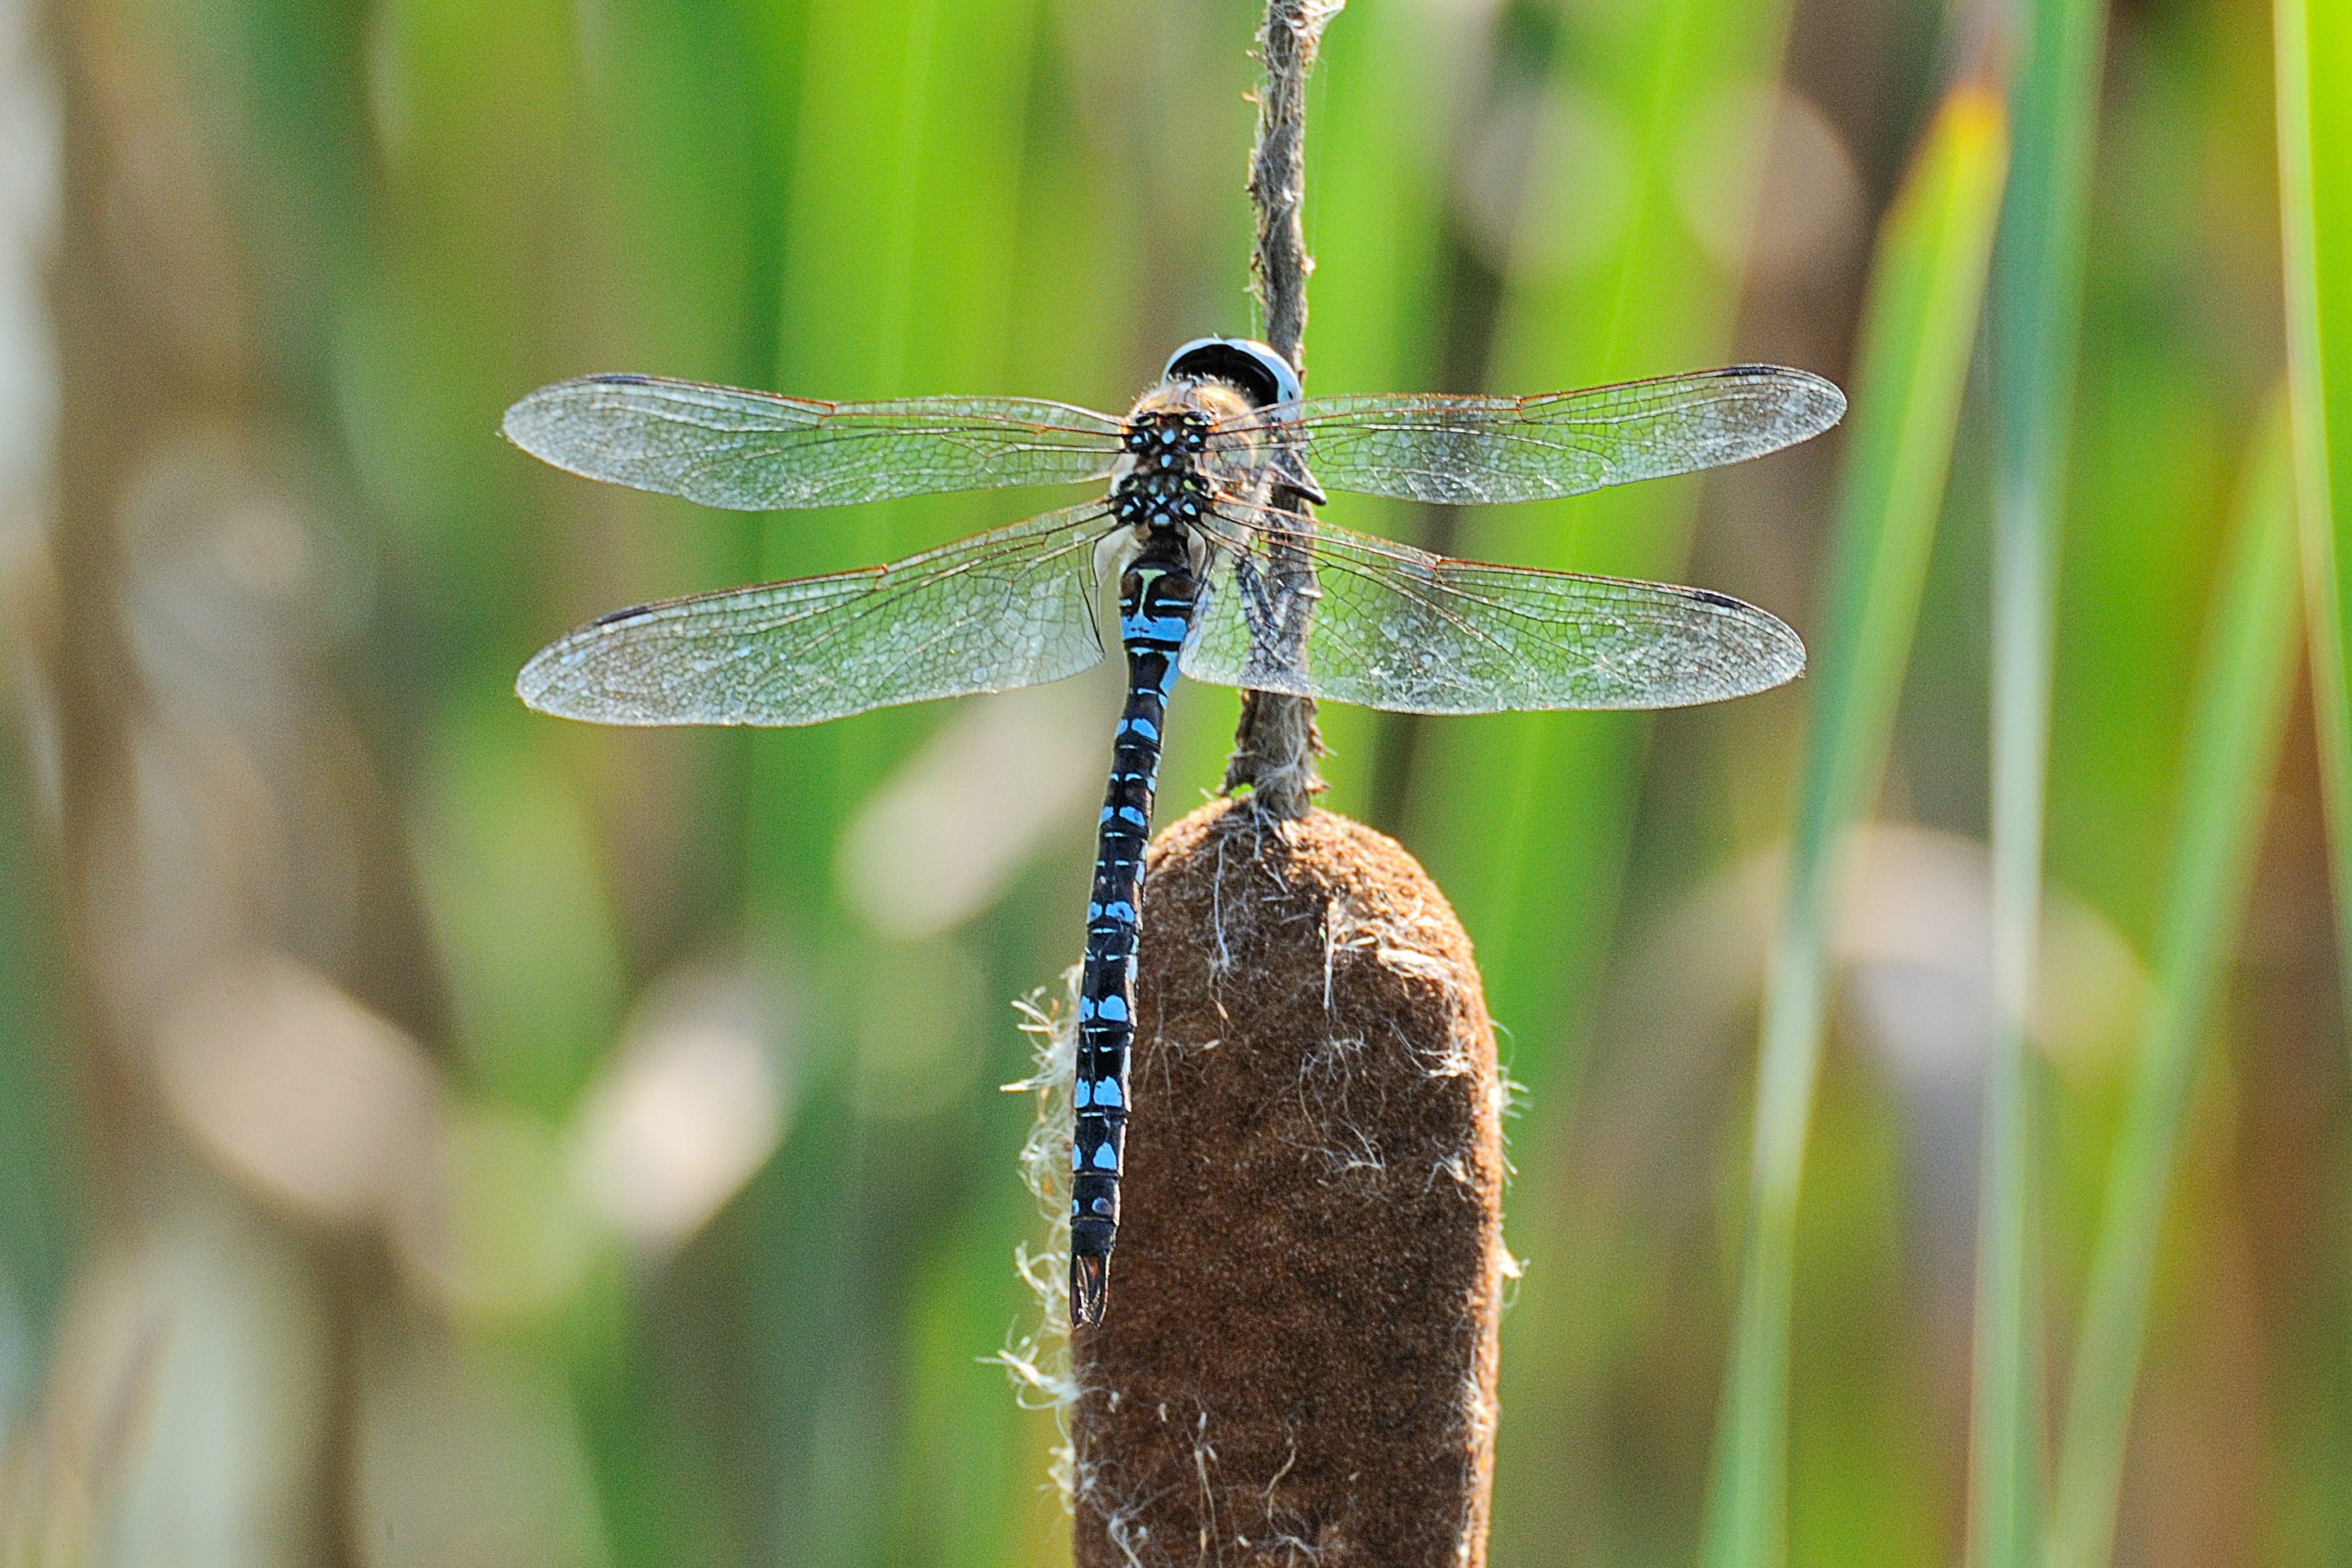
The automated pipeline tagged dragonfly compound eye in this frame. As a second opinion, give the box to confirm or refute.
[1160,337,1302,408]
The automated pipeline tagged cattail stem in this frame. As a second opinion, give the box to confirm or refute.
[1222,0,1339,820]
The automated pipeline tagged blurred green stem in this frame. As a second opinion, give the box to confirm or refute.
[0,720,74,1348]
[1976,0,2109,1557]
[1702,84,2007,1568]
[2277,0,2352,1028]
[2046,398,2301,1568]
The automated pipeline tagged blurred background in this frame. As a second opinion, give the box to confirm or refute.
[0,0,2335,1563]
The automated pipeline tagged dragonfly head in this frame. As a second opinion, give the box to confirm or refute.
[1162,338,1301,409]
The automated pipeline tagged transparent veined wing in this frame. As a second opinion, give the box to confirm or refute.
[1206,366,1845,505]
[518,504,1116,725]
[503,375,1129,510]
[1181,506,1804,713]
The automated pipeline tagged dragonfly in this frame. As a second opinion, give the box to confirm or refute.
[504,335,1845,1325]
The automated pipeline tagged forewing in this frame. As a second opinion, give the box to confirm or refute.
[1182,509,1804,713]
[503,375,1127,509]
[1209,366,1844,505]
[518,504,1114,725]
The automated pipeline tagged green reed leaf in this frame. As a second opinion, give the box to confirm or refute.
[2046,396,2301,1568]
[1702,83,2008,1568]
[2278,0,2352,1029]
[1975,0,2110,1556]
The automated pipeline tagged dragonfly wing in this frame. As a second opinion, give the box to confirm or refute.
[503,375,1127,509]
[519,504,1114,725]
[1181,509,1804,713]
[1210,366,1844,505]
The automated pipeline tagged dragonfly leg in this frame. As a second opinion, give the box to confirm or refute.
[1226,545,1322,692]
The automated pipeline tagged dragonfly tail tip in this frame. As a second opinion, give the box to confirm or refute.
[1070,1253,1110,1327]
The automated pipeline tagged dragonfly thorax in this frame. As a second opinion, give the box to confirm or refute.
[1109,410,1216,536]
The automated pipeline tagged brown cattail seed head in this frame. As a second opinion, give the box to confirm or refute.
[1071,799,1507,1568]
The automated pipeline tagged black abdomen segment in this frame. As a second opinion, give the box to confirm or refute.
[1069,532,1195,1325]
